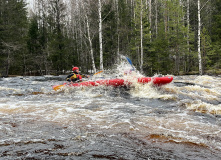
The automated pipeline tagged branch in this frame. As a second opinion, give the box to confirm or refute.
[1,41,20,50]
[200,0,211,12]
[102,9,112,22]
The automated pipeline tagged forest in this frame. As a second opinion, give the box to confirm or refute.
[0,0,220,77]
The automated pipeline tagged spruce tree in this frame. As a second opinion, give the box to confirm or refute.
[0,0,28,76]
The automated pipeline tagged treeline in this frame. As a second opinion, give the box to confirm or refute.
[0,0,220,77]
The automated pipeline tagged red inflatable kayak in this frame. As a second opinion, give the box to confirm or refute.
[52,76,173,91]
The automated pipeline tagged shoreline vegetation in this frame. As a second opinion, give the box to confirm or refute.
[0,0,220,77]
[2,69,221,78]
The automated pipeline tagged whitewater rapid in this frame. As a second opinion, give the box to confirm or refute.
[0,75,220,159]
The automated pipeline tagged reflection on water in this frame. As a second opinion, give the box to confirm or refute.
[0,75,221,159]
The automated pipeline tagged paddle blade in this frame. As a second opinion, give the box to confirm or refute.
[52,84,65,91]
[126,57,133,66]
[94,70,103,75]
[126,57,135,70]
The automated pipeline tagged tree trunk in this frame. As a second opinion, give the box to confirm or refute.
[86,15,96,73]
[149,0,152,41]
[186,0,190,72]
[6,49,10,77]
[164,1,168,39]
[116,0,120,63]
[140,0,143,73]
[198,0,203,75]
[155,0,158,37]
[82,0,96,73]
[98,0,103,70]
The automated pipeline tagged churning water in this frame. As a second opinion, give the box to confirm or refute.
[0,72,221,159]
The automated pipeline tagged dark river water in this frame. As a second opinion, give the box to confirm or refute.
[0,73,221,159]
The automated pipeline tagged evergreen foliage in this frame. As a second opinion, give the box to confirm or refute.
[0,0,28,76]
[0,0,221,76]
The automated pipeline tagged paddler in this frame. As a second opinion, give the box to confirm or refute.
[66,67,89,82]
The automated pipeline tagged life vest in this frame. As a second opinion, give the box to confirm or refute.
[66,73,82,82]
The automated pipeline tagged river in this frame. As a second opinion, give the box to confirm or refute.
[0,73,221,159]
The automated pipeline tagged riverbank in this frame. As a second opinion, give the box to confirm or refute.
[2,68,221,78]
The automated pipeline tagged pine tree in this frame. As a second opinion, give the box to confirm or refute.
[151,0,189,75]
[0,0,28,76]
[211,0,221,71]
[26,16,40,75]
[201,27,213,70]
[47,0,68,73]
